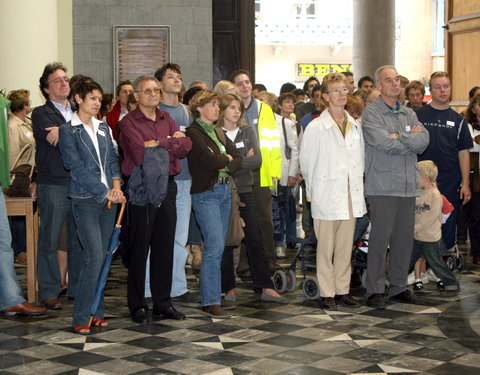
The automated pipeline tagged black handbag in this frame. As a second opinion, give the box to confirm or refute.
[3,143,36,197]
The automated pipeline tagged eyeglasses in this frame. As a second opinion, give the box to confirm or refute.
[48,77,69,85]
[136,88,161,95]
[328,88,349,95]
[431,84,450,90]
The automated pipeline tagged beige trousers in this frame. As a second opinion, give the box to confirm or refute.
[313,195,356,297]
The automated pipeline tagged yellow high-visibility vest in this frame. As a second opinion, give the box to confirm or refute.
[255,99,282,187]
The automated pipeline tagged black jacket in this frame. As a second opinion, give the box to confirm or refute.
[32,100,70,185]
[186,121,242,194]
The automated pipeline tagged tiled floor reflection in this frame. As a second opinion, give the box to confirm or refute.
[2,249,480,375]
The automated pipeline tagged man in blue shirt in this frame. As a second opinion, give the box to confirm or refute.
[154,64,197,303]
[417,71,473,250]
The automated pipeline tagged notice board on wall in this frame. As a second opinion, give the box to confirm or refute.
[113,26,170,90]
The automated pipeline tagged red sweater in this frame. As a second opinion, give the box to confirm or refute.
[119,107,192,177]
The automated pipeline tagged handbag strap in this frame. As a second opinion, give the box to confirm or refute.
[11,143,34,175]
[281,117,292,160]
[180,103,190,125]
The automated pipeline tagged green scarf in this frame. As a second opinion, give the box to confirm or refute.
[196,118,228,178]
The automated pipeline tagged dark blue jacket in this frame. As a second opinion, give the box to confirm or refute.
[58,114,121,203]
[127,147,169,207]
[31,100,70,185]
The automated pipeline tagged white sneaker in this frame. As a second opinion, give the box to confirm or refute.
[426,268,440,282]
[275,245,286,259]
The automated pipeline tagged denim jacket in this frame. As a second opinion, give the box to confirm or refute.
[59,113,122,203]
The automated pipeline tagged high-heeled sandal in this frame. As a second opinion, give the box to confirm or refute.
[73,325,91,335]
[91,318,109,327]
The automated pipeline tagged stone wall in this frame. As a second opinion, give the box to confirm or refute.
[72,0,212,94]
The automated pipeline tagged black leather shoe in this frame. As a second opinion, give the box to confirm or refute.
[389,290,424,305]
[322,297,338,311]
[336,294,360,308]
[367,294,386,309]
[131,309,149,324]
[171,291,200,303]
[153,305,185,320]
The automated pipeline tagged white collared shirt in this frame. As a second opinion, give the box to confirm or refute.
[71,112,108,187]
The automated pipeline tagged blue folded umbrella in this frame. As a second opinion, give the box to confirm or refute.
[88,201,126,327]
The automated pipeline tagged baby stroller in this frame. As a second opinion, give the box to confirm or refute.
[273,214,371,299]
[272,230,318,297]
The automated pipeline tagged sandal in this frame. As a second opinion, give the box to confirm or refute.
[73,325,91,335]
[58,285,68,298]
[91,318,109,327]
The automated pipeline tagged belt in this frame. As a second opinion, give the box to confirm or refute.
[216,177,230,184]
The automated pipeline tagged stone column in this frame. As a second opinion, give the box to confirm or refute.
[353,0,395,80]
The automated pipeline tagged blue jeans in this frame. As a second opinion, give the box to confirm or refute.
[171,179,192,297]
[187,209,203,245]
[0,190,25,310]
[71,198,116,325]
[410,239,459,290]
[9,216,26,257]
[37,183,81,300]
[192,184,231,306]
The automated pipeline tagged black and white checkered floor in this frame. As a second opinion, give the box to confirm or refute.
[2,252,480,375]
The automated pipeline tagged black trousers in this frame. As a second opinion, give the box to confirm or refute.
[221,191,274,293]
[251,173,276,267]
[127,179,177,313]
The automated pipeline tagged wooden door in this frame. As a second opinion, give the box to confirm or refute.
[446,0,480,111]
[212,0,255,86]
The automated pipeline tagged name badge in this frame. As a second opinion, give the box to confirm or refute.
[180,126,186,132]
[236,141,245,148]
[25,131,32,137]
[253,119,258,125]
[447,121,455,127]
[405,125,411,132]
[97,129,105,137]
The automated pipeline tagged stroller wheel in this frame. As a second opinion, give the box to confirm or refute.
[273,271,287,293]
[456,254,464,271]
[446,255,455,271]
[303,276,320,300]
[286,270,297,292]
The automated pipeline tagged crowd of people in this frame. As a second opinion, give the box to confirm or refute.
[0,61,479,335]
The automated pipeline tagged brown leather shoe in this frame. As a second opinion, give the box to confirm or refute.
[2,302,47,316]
[41,297,62,310]
[201,304,232,318]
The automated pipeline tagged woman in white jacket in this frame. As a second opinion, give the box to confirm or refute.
[299,72,366,310]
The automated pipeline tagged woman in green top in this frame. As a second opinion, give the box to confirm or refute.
[185,90,242,318]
